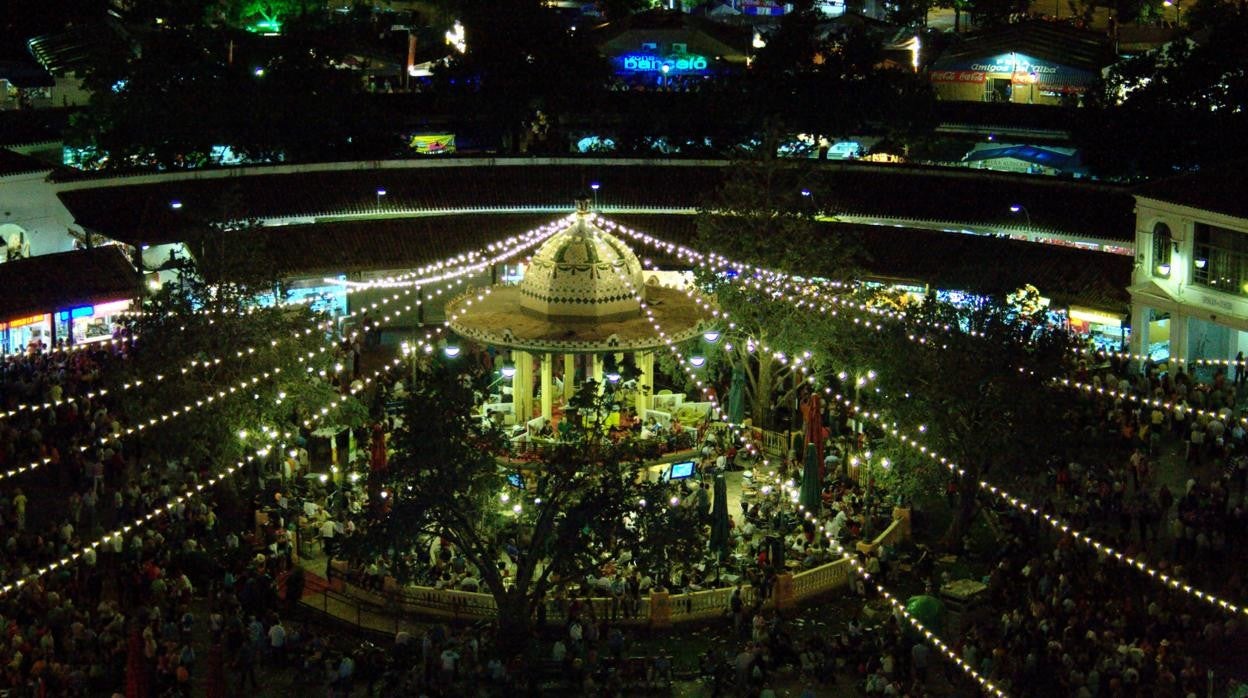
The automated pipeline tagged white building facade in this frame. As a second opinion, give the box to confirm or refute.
[1129,188,1248,372]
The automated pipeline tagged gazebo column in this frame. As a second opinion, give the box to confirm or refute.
[563,353,576,402]
[635,350,654,417]
[591,354,604,391]
[515,351,535,423]
[540,352,553,421]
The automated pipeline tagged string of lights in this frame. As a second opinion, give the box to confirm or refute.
[0,342,434,599]
[832,394,1248,619]
[1059,377,1248,426]
[0,223,560,451]
[2,335,136,360]
[1075,347,1248,368]
[788,500,1010,697]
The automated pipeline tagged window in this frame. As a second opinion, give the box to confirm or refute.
[1192,223,1248,296]
[1152,222,1172,277]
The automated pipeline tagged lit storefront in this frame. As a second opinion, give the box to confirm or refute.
[52,299,132,346]
[1066,307,1127,351]
[0,247,139,355]
[2,314,52,355]
[594,9,750,88]
[928,22,1111,106]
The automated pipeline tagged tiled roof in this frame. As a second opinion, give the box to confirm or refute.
[1132,160,1248,221]
[208,212,1129,313]
[605,214,1131,312]
[198,214,558,281]
[0,148,54,177]
[0,246,137,321]
[57,162,1136,244]
[931,20,1114,74]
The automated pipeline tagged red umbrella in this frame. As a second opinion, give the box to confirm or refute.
[124,628,148,698]
[801,393,825,480]
[205,643,225,698]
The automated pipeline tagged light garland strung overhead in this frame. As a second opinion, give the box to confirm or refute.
[833,394,1248,619]
[790,501,1010,698]
[1060,378,1248,426]
[0,345,431,598]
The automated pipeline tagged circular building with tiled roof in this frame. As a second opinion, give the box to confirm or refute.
[446,200,710,355]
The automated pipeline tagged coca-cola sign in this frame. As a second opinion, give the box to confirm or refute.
[929,70,986,83]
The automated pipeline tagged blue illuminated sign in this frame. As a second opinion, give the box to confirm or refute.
[56,305,94,322]
[616,53,709,74]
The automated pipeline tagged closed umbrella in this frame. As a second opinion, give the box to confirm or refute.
[709,474,730,562]
[799,443,821,514]
[801,393,824,479]
[728,365,746,425]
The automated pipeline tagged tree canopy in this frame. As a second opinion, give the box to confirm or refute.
[1077,10,1248,178]
[348,360,679,652]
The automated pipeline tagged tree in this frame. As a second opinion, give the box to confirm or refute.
[349,361,671,654]
[841,291,1077,549]
[1076,10,1248,178]
[690,158,860,429]
[219,0,325,32]
[116,247,356,483]
[599,0,654,21]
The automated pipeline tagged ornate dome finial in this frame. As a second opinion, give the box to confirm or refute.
[518,206,645,321]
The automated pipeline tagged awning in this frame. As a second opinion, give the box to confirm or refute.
[0,247,138,321]
[1126,280,1180,315]
[964,145,1075,170]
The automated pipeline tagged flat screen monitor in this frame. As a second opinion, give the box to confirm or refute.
[507,473,525,489]
[667,461,696,481]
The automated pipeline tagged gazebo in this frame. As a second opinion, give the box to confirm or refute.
[445,200,712,430]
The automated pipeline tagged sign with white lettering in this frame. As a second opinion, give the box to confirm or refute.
[615,53,710,74]
[1200,294,1234,311]
[929,70,986,83]
[931,52,1094,90]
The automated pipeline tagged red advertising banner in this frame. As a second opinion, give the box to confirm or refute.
[929,70,986,84]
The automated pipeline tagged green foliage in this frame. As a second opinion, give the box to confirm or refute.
[348,360,669,647]
[117,258,346,473]
[840,292,1077,544]
[219,0,325,31]
[740,25,938,144]
[1077,11,1248,178]
[690,158,860,427]
[66,20,378,170]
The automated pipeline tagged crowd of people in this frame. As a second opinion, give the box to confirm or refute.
[7,325,1248,697]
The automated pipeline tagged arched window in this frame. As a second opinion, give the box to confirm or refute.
[1152,222,1173,277]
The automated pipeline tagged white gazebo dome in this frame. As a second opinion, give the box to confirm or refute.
[519,201,645,321]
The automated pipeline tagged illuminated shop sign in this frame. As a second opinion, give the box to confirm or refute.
[616,53,710,74]
[931,51,1094,92]
[7,314,47,328]
[56,305,95,322]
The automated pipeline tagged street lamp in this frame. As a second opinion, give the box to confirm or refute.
[1163,0,1181,25]
[590,181,600,210]
[1009,204,1032,228]
[376,188,387,210]
[169,200,183,210]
